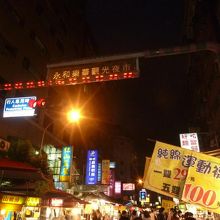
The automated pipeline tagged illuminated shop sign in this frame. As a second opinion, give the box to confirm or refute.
[2,195,25,205]
[60,146,73,182]
[115,181,122,194]
[98,163,101,182]
[3,96,37,118]
[85,150,98,185]
[47,58,139,86]
[110,161,116,168]
[26,197,40,207]
[101,160,110,184]
[50,198,63,207]
[179,132,200,152]
[122,183,135,191]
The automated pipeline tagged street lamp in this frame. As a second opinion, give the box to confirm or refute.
[39,108,82,155]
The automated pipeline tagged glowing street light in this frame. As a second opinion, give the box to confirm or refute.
[67,109,81,122]
[39,108,82,155]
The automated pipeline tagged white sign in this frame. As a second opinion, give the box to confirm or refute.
[3,96,37,118]
[115,181,121,194]
[179,132,200,152]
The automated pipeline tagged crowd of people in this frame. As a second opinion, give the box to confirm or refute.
[117,207,196,220]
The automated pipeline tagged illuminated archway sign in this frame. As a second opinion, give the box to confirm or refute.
[0,43,219,91]
[47,57,139,86]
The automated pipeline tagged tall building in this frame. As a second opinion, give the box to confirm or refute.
[0,1,94,156]
[183,0,220,151]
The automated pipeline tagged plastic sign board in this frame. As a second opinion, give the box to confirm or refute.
[179,133,200,152]
[3,96,37,118]
[85,150,98,185]
[60,146,73,182]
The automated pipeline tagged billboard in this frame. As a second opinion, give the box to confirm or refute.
[60,146,73,182]
[179,133,200,152]
[85,150,98,185]
[3,96,37,118]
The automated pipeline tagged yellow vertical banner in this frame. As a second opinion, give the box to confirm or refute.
[145,141,193,198]
[181,151,220,214]
[101,160,110,184]
[143,157,151,184]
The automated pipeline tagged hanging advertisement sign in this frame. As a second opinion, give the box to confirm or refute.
[101,160,110,184]
[181,152,220,214]
[144,141,188,198]
[60,146,73,182]
[3,96,37,118]
[144,141,220,214]
[179,133,200,152]
[85,150,98,185]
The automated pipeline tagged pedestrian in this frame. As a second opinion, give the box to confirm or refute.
[157,208,165,220]
[167,208,174,220]
[92,210,97,220]
[150,209,157,220]
[120,211,129,220]
[130,210,138,220]
[142,211,151,220]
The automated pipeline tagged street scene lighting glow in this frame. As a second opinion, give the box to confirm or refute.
[67,109,81,122]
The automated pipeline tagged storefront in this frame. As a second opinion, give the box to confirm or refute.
[40,197,65,220]
[0,194,25,220]
[22,197,41,220]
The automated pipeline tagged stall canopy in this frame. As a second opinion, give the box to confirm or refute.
[42,189,88,205]
[0,158,46,180]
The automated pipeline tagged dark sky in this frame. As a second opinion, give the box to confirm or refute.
[82,0,192,167]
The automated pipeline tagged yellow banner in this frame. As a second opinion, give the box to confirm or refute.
[144,141,220,214]
[2,195,25,205]
[181,151,220,213]
[145,141,191,198]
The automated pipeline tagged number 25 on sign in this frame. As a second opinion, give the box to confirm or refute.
[183,183,217,207]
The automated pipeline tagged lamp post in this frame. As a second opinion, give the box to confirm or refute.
[39,108,82,155]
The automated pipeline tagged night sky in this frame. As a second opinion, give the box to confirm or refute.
[71,0,193,170]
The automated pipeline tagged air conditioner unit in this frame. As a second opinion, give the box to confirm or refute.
[0,138,10,152]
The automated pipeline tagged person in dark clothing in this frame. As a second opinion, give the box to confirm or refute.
[157,208,165,220]
[119,211,129,220]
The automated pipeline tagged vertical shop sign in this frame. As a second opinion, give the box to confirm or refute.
[85,150,98,185]
[60,146,73,182]
[115,181,122,195]
[109,169,115,196]
[179,133,200,152]
[101,160,110,184]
